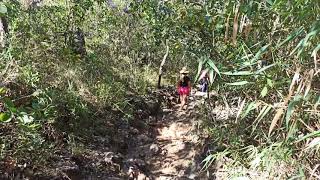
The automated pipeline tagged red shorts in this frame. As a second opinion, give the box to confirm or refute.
[178,87,190,95]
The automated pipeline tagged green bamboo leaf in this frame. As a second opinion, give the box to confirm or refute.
[252,105,272,134]
[209,69,214,84]
[297,29,320,56]
[240,54,253,60]
[0,87,6,95]
[286,120,298,140]
[266,0,274,5]
[207,59,221,77]
[255,105,272,122]
[290,38,304,56]
[241,44,252,61]
[3,98,17,113]
[276,27,304,49]
[201,154,216,171]
[255,63,276,74]
[267,78,273,87]
[226,81,251,86]
[291,28,320,56]
[261,86,268,97]
[305,137,320,150]
[0,112,11,122]
[311,43,320,57]
[285,96,302,129]
[295,130,320,143]
[222,71,253,76]
[236,98,246,122]
[195,58,204,82]
[251,44,270,63]
[285,105,295,129]
[241,101,258,119]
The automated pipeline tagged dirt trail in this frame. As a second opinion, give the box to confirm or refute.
[126,93,208,180]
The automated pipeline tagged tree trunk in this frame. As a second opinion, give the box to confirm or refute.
[157,43,169,89]
[0,17,8,49]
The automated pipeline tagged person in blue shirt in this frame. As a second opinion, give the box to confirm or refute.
[199,70,209,92]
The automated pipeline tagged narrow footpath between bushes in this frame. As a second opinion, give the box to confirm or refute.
[123,89,211,180]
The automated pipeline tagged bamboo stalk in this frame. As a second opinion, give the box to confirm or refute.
[224,13,231,43]
[232,3,240,45]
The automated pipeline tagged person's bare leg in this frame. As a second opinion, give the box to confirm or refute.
[179,95,184,110]
[183,95,188,110]
[185,95,188,105]
[180,95,186,110]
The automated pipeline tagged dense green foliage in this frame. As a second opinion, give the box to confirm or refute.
[0,0,319,178]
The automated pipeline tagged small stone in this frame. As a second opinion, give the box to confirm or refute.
[160,148,168,156]
[162,108,172,113]
[149,144,160,155]
[191,135,200,143]
[137,173,149,180]
[146,99,161,115]
[130,127,139,134]
[137,134,152,145]
[104,152,123,165]
[128,166,139,180]
[147,116,157,124]
[188,173,197,179]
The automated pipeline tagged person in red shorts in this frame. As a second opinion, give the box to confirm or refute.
[177,67,191,110]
